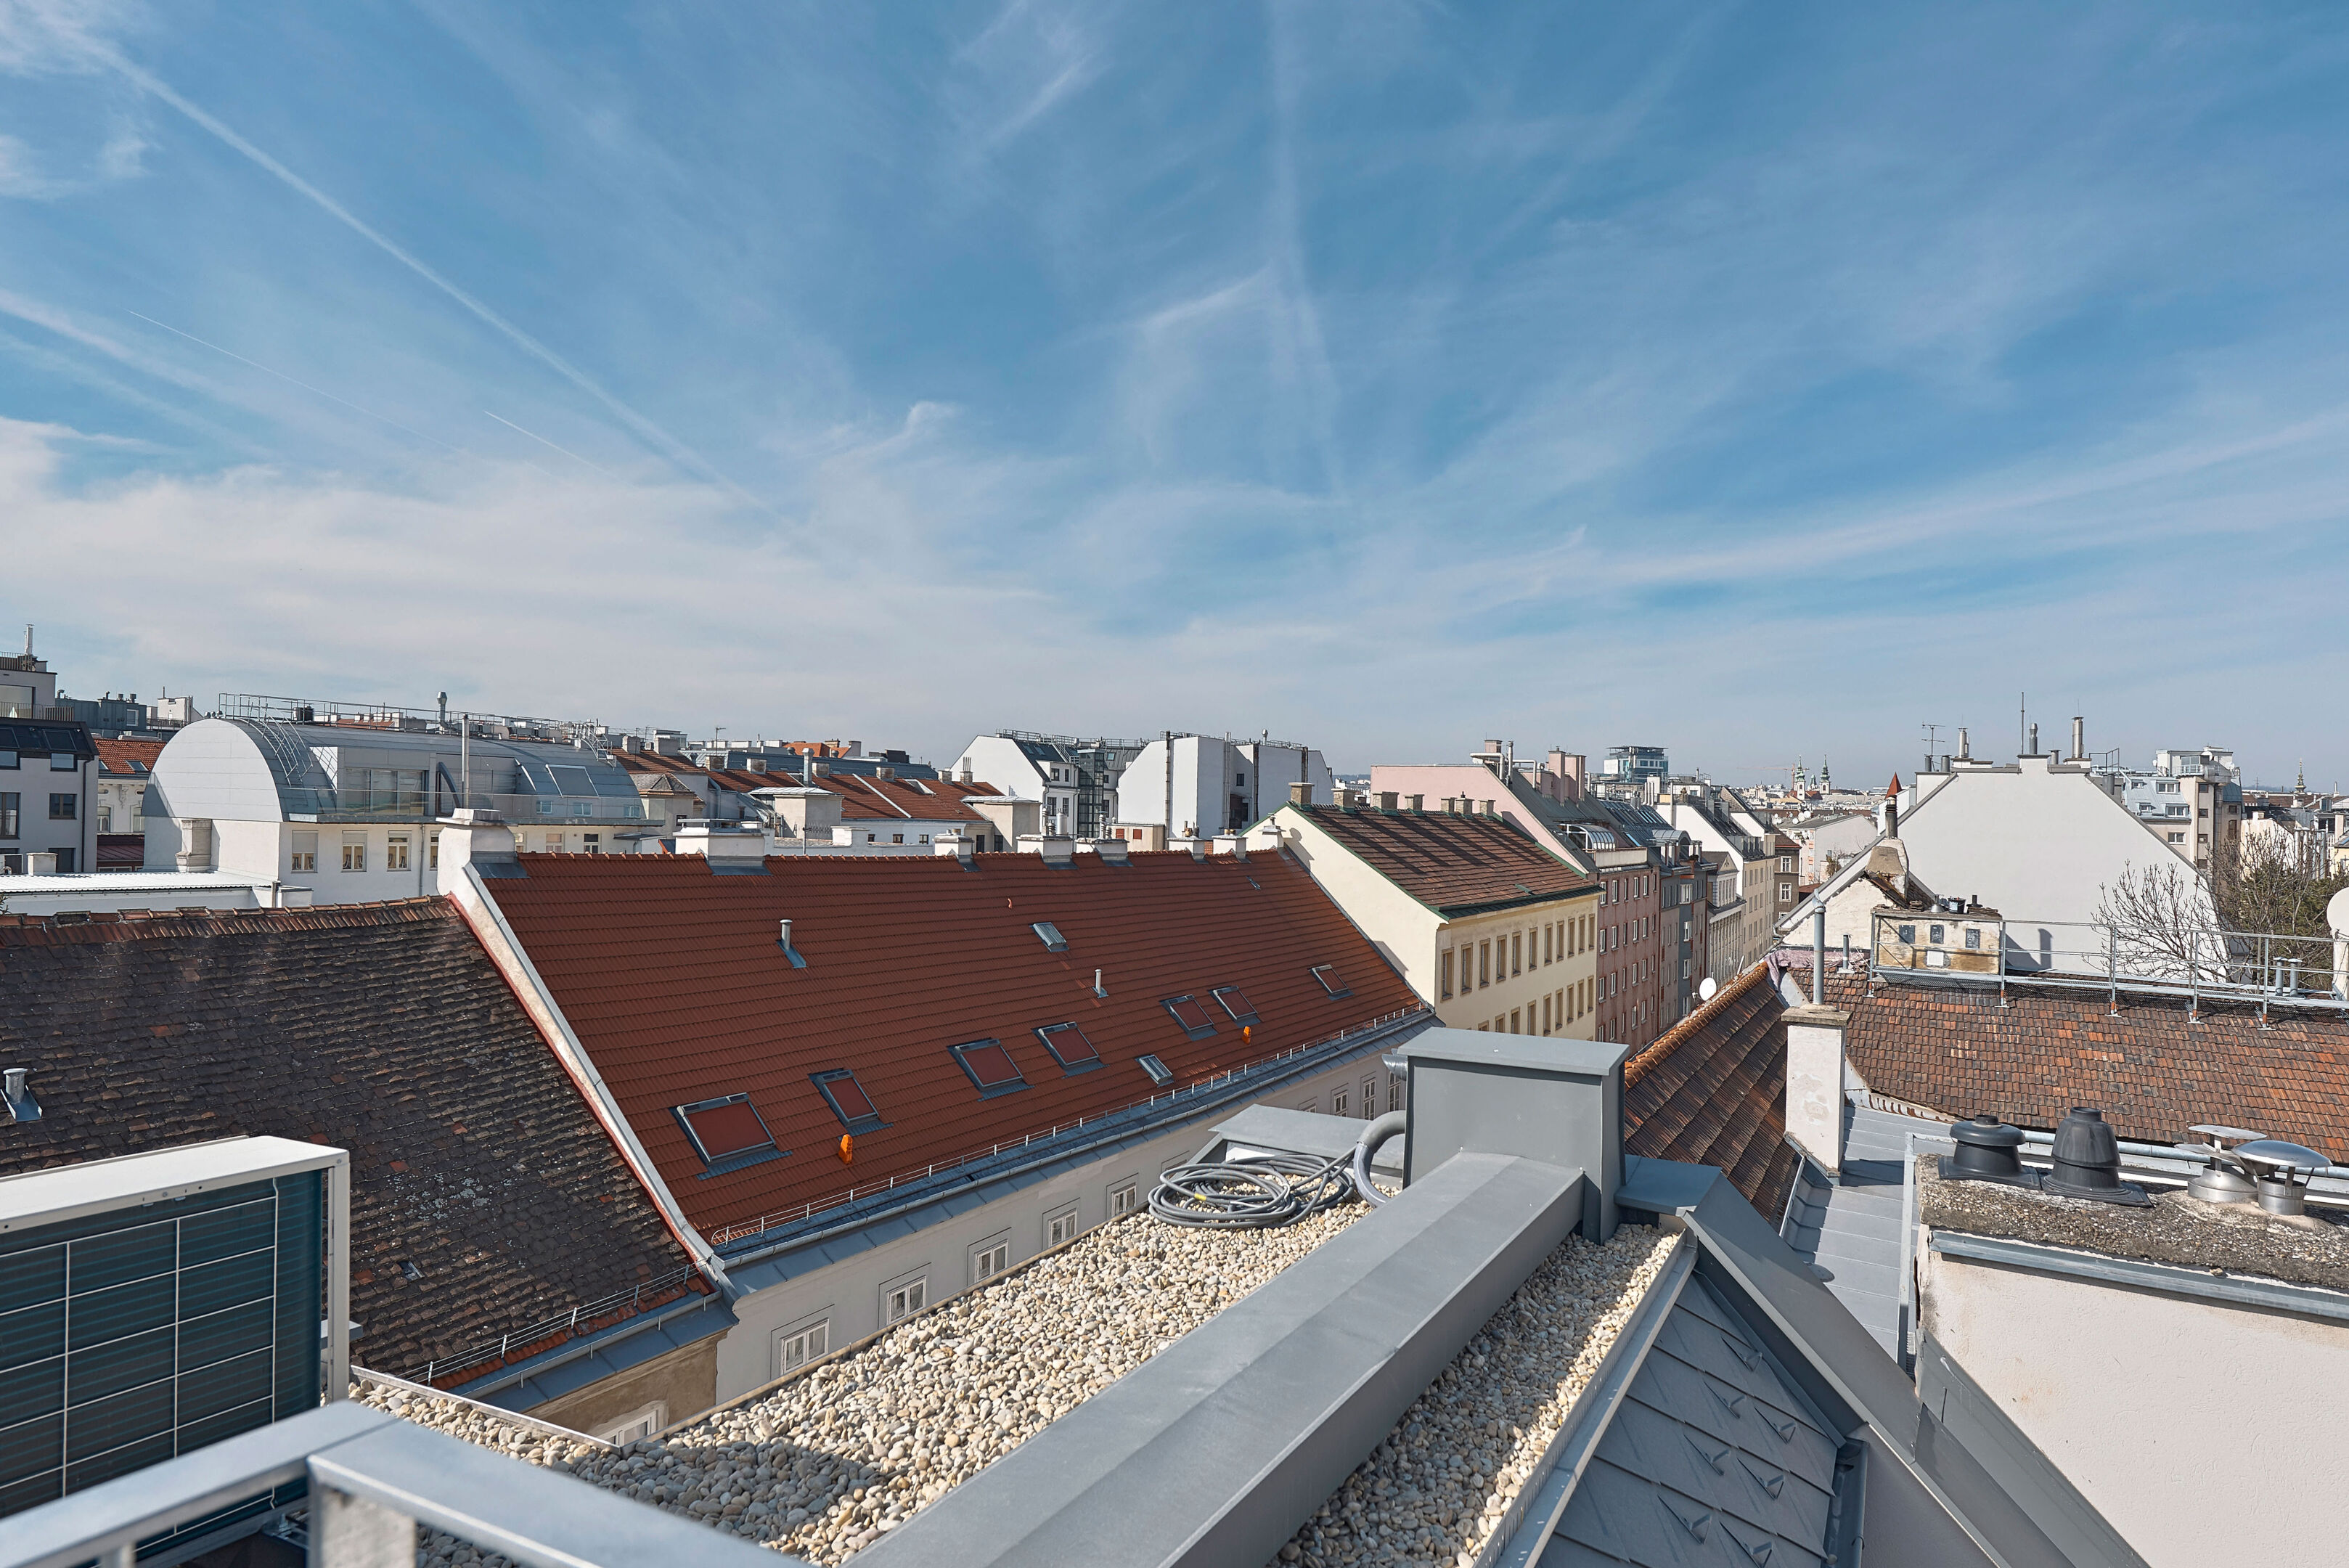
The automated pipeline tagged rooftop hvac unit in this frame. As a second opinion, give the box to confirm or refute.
[0,1136,348,1551]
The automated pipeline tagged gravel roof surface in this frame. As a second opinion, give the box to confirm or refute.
[361,1206,1675,1568]
[363,1203,1370,1564]
[1267,1225,1676,1568]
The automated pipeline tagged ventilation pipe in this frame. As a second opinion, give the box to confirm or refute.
[1956,727,1971,761]
[2070,716,2085,761]
[1,1067,38,1124]
[2027,722,2039,756]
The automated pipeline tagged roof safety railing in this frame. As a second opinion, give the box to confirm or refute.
[401,1265,707,1389]
[1866,911,2349,1019]
[706,1005,1428,1248]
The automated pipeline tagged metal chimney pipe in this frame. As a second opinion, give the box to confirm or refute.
[2071,716,2085,761]
[2028,722,2039,756]
[779,918,793,949]
[1812,907,1826,1005]
[1958,727,1970,760]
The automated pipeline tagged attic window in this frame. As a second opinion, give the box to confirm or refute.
[951,1039,1028,1098]
[672,1093,788,1177]
[1210,986,1259,1025]
[812,1069,884,1132]
[1034,1023,1101,1073]
[1161,995,1218,1040]
[1311,963,1352,998]
[1137,1054,1174,1087]
[1031,921,1069,952]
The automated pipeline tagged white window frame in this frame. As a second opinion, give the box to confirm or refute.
[386,833,411,872]
[881,1268,930,1326]
[773,1310,833,1378]
[971,1230,1011,1286]
[592,1401,668,1445]
[1108,1177,1140,1219]
[1044,1201,1080,1249]
[1331,1085,1349,1119]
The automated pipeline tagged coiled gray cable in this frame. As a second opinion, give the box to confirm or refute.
[1147,1151,1357,1228]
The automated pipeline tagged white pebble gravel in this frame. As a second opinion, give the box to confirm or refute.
[1264,1224,1675,1568]
[359,1204,1369,1564]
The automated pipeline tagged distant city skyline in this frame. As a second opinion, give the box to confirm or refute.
[4,4,2346,784]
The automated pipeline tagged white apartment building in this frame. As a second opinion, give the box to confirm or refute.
[1115,735,1333,837]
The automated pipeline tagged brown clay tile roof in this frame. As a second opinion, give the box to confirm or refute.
[1623,965,1799,1220]
[1292,805,1598,915]
[93,737,163,775]
[1827,971,2349,1151]
[478,850,1423,1237]
[0,899,698,1377]
[801,773,1005,824]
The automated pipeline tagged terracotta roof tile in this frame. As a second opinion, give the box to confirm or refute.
[1292,806,1597,915]
[480,850,1423,1237]
[1827,972,2349,1151]
[94,737,163,775]
[0,899,696,1376]
[1622,966,1799,1220]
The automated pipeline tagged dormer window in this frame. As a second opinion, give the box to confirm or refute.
[672,1093,787,1177]
[812,1069,884,1132]
[950,1039,1027,1098]
[1161,995,1217,1040]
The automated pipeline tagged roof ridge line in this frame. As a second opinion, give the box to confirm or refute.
[1625,963,1776,1090]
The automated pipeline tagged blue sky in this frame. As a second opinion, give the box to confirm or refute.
[3,2,2346,786]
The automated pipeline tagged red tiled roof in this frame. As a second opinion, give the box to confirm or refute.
[801,773,1005,824]
[1291,805,1598,915]
[0,899,698,1377]
[1827,972,2349,1151]
[94,737,163,775]
[478,851,1422,1236]
[1623,966,1799,1219]
[95,833,144,867]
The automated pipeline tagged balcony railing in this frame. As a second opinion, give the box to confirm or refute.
[0,1402,808,1568]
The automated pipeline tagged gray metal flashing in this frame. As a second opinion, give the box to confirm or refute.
[854,1151,1587,1568]
[449,1293,740,1408]
[1491,1233,1695,1568]
[719,1012,1433,1294]
[1927,1228,2349,1324]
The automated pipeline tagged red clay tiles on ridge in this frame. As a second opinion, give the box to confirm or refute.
[481,850,1422,1236]
[1622,965,1799,1220]
[1291,805,1596,915]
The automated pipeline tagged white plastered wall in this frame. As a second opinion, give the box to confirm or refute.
[1919,1244,2349,1564]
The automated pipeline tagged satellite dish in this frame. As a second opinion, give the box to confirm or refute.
[1698,977,1718,1002]
[2329,886,2349,937]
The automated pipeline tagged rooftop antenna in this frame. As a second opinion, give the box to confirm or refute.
[2017,692,2027,758]
[1920,723,1942,775]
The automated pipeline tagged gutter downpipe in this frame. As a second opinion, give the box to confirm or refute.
[452,860,734,1295]
[1812,906,1826,1006]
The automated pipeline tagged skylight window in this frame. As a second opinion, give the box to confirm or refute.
[1034,1022,1102,1073]
[1031,920,1069,952]
[1311,964,1352,998]
[1161,995,1218,1040]
[672,1093,787,1177]
[1137,1054,1174,1087]
[812,1069,884,1132]
[1211,985,1259,1025]
[950,1038,1028,1098]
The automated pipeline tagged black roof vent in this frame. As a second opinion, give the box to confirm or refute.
[2041,1108,2151,1206]
[1941,1114,2033,1188]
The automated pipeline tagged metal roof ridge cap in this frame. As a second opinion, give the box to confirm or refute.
[1927,1230,2349,1321]
[1487,1232,1695,1568]
[451,862,730,1292]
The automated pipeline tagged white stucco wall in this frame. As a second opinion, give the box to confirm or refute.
[1920,1244,2349,1564]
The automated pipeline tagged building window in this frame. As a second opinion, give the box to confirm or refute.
[1479,940,1491,988]
[672,1092,786,1174]
[1210,985,1260,1024]
[777,1319,830,1375]
[1161,995,1220,1039]
[0,751,14,769]
[1035,1022,1102,1072]
[812,1069,884,1131]
[0,792,17,840]
[1543,924,1553,965]
[891,833,904,844]
[341,834,367,873]
[595,1402,669,1445]
[1512,933,1523,975]
[1509,1008,1521,1033]
[46,793,74,820]
[96,806,111,832]
[1361,1077,1378,1116]
[1897,924,1916,944]
[386,835,411,872]
[50,752,75,772]
[951,1038,1027,1096]
[1440,950,1454,999]
[972,1238,1010,1285]
[290,830,317,873]
[1109,1180,1140,1219]
[1047,1206,1080,1248]
[428,831,441,869]
[1332,1086,1350,1118]
[1778,881,1792,903]
[1964,928,1982,950]
[884,1277,928,1324]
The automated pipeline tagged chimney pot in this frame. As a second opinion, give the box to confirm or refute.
[1407,793,1423,812]
[1288,780,1312,807]
[1377,791,1399,811]
[779,918,793,948]
[2070,716,2085,761]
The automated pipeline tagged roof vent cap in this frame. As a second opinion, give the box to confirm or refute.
[2184,1124,2266,1205]
[2043,1108,2151,1205]
[1945,1114,2025,1183]
[1,1067,37,1124]
[2234,1139,2330,1216]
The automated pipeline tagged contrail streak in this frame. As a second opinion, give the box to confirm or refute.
[125,309,458,452]
[97,50,774,516]
[483,409,616,478]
